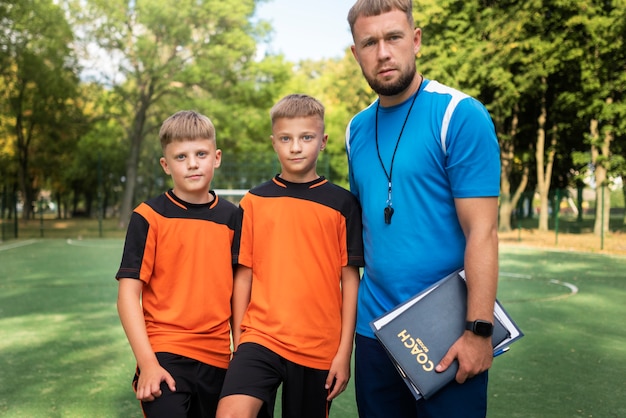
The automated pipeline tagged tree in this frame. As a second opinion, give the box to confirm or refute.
[57,84,128,219]
[70,0,271,227]
[572,1,626,234]
[415,0,536,231]
[0,0,81,220]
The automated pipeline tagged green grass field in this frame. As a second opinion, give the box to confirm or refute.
[1,238,625,417]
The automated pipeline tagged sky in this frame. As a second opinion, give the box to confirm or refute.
[254,0,355,62]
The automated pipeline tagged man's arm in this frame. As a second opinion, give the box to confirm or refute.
[435,196,499,383]
[326,265,360,400]
[117,278,176,401]
[231,265,252,350]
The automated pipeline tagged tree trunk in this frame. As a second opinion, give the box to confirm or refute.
[590,105,613,235]
[622,180,626,226]
[499,112,515,232]
[14,82,36,221]
[535,81,556,232]
[511,165,530,220]
[119,125,142,228]
[499,109,529,232]
[55,191,61,219]
[118,84,154,228]
[593,179,610,235]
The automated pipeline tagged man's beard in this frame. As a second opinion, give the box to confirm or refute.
[364,61,416,97]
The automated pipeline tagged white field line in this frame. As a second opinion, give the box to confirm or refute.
[65,238,121,248]
[549,279,579,295]
[501,271,578,298]
[0,239,39,251]
[500,272,532,279]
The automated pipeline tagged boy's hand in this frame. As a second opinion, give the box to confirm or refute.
[135,364,176,402]
[325,354,350,401]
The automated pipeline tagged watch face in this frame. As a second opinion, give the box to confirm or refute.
[475,320,493,336]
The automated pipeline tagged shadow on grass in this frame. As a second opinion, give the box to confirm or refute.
[489,247,626,418]
[2,240,625,417]
[0,239,142,418]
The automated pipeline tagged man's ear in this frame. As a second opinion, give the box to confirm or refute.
[413,27,422,55]
[351,45,360,64]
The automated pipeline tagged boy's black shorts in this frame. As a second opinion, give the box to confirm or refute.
[220,342,332,418]
[133,352,226,418]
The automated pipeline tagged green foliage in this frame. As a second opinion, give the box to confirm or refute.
[0,0,82,219]
[63,0,289,224]
[414,0,625,232]
[0,1,625,229]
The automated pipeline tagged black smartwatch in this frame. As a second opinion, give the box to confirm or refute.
[465,320,494,337]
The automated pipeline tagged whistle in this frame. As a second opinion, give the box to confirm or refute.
[384,206,394,224]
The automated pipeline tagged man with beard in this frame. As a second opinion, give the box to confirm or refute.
[345,0,501,417]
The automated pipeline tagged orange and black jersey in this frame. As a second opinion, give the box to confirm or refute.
[116,190,241,369]
[238,176,364,370]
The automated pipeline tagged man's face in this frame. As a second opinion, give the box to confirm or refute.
[351,9,421,98]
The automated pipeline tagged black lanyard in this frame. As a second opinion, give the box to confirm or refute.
[374,78,422,224]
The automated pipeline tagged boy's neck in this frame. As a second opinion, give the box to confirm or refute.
[170,189,214,205]
[276,173,322,184]
[277,173,321,184]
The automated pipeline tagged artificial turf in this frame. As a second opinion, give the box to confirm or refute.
[1,239,624,417]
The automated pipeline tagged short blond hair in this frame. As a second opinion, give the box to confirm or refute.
[159,110,216,150]
[347,0,414,33]
[269,94,325,127]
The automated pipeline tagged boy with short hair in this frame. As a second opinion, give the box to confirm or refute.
[116,110,240,417]
[216,94,364,418]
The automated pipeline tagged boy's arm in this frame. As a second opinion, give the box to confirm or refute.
[326,265,360,401]
[231,265,252,350]
[117,278,176,401]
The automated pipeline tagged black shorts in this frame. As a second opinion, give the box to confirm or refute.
[220,342,332,418]
[133,352,227,418]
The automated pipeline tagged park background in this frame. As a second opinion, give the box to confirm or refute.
[1,0,625,238]
[1,0,625,417]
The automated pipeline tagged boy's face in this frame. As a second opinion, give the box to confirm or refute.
[159,138,221,204]
[271,116,327,183]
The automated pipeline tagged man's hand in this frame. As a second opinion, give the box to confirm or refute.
[435,332,493,384]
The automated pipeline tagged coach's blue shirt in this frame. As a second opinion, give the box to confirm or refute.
[346,79,501,338]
